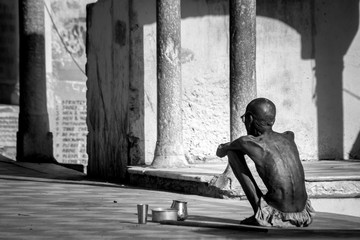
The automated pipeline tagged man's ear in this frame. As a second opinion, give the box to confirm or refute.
[248,114,254,123]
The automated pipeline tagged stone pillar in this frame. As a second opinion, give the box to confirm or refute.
[152,0,187,168]
[230,0,256,140]
[220,0,256,177]
[17,0,55,162]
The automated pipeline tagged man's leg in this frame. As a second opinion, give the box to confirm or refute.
[227,151,263,213]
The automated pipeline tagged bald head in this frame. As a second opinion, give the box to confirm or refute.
[246,98,276,128]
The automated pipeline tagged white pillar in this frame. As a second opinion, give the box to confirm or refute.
[152,0,187,168]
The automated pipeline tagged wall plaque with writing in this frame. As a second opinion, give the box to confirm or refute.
[0,112,18,147]
[54,100,87,165]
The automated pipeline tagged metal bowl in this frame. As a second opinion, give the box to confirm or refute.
[151,208,178,222]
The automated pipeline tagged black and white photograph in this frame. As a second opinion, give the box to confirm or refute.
[0,0,359,239]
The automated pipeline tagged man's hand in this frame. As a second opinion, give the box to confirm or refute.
[216,143,230,158]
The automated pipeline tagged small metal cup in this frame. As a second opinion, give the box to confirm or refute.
[137,204,148,224]
[170,200,188,221]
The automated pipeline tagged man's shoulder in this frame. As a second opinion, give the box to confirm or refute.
[237,135,267,164]
[237,135,265,148]
[238,135,259,142]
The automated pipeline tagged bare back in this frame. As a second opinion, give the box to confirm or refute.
[237,131,308,212]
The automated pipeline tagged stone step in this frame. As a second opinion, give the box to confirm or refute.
[128,160,360,200]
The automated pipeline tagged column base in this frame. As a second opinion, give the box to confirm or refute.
[16,131,57,163]
[151,155,188,168]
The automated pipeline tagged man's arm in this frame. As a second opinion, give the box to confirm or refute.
[216,137,249,158]
[216,142,231,158]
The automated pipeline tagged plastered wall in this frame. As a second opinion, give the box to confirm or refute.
[45,0,97,166]
[130,0,360,163]
[2,0,358,166]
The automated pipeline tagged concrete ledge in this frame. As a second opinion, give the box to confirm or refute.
[306,176,360,182]
[129,171,244,200]
[128,165,215,182]
[128,161,360,199]
[306,181,360,198]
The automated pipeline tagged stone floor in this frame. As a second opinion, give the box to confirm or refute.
[1,156,360,239]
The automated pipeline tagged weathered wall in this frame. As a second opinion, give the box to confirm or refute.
[135,0,231,163]
[45,0,96,166]
[0,105,18,159]
[312,0,360,160]
[0,0,18,158]
[2,0,358,167]
[89,0,360,164]
[0,0,19,105]
[131,0,360,163]
[0,0,95,164]
[256,0,317,160]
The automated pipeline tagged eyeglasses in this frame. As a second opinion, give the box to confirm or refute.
[241,112,248,123]
[241,111,257,123]
[241,114,246,123]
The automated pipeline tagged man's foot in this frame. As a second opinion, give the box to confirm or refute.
[240,215,259,226]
